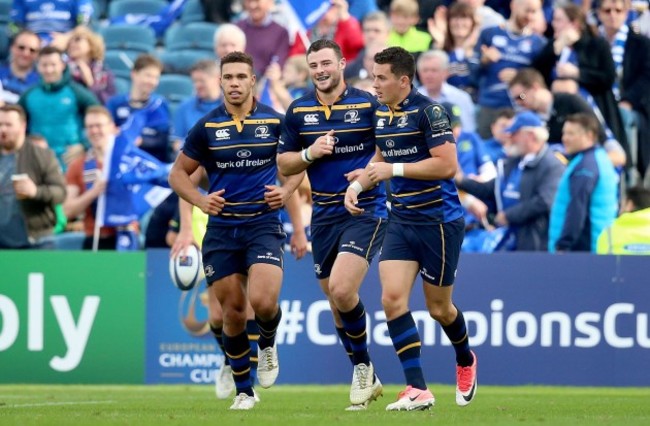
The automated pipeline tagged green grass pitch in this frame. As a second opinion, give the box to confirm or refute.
[1,385,649,425]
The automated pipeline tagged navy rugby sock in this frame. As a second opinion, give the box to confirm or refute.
[387,311,426,390]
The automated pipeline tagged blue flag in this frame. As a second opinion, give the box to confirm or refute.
[278,0,330,47]
[281,0,331,30]
[110,0,188,38]
[97,134,173,228]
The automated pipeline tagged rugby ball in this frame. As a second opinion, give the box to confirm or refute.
[169,245,203,291]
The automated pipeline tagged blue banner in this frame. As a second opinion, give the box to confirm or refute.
[281,0,331,30]
[145,251,650,386]
[111,0,188,38]
[99,135,172,227]
[146,250,218,384]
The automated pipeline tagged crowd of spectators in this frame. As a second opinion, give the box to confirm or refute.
[1,0,649,254]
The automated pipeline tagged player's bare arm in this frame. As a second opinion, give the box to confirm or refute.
[169,151,226,216]
[368,142,458,184]
[265,171,306,210]
[277,130,336,176]
[344,148,385,215]
[282,173,309,259]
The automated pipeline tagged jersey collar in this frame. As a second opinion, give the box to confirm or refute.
[315,85,350,120]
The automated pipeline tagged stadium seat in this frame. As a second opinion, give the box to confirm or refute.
[0,26,8,62]
[158,49,213,75]
[114,76,131,95]
[92,0,108,20]
[108,0,168,19]
[104,50,139,79]
[180,0,205,24]
[0,0,11,25]
[156,73,194,116]
[156,74,194,101]
[100,25,156,53]
[164,22,219,52]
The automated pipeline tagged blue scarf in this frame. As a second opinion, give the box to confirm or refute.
[600,24,628,100]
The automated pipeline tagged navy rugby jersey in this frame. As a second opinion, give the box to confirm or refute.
[375,88,464,224]
[182,102,283,226]
[279,86,387,225]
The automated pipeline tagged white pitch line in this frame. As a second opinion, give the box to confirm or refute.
[1,400,115,408]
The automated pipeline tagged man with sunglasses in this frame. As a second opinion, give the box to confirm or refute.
[597,0,650,179]
[0,30,40,104]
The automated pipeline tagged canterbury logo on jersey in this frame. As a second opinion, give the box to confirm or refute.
[215,129,230,139]
[303,114,319,125]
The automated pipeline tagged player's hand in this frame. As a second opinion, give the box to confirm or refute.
[170,227,197,259]
[344,187,364,215]
[290,228,308,260]
[198,189,226,215]
[367,161,392,183]
[344,168,364,182]
[264,184,289,209]
[309,129,336,159]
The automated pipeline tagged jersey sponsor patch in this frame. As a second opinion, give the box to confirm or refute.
[425,105,450,132]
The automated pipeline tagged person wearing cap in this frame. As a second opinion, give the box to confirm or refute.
[549,113,619,252]
[456,110,566,251]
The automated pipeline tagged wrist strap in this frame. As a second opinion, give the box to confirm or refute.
[301,148,313,164]
[349,180,364,195]
[392,163,405,177]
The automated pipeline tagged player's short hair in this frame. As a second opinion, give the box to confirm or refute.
[0,104,27,122]
[220,51,254,72]
[307,39,343,61]
[509,68,547,89]
[565,113,600,139]
[133,54,163,72]
[374,46,415,83]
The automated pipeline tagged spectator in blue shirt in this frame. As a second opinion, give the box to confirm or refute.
[0,30,41,104]
[474,0,546,139]
[106,54,171,163]
[483,107,515,164]
[171,60,222,154]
